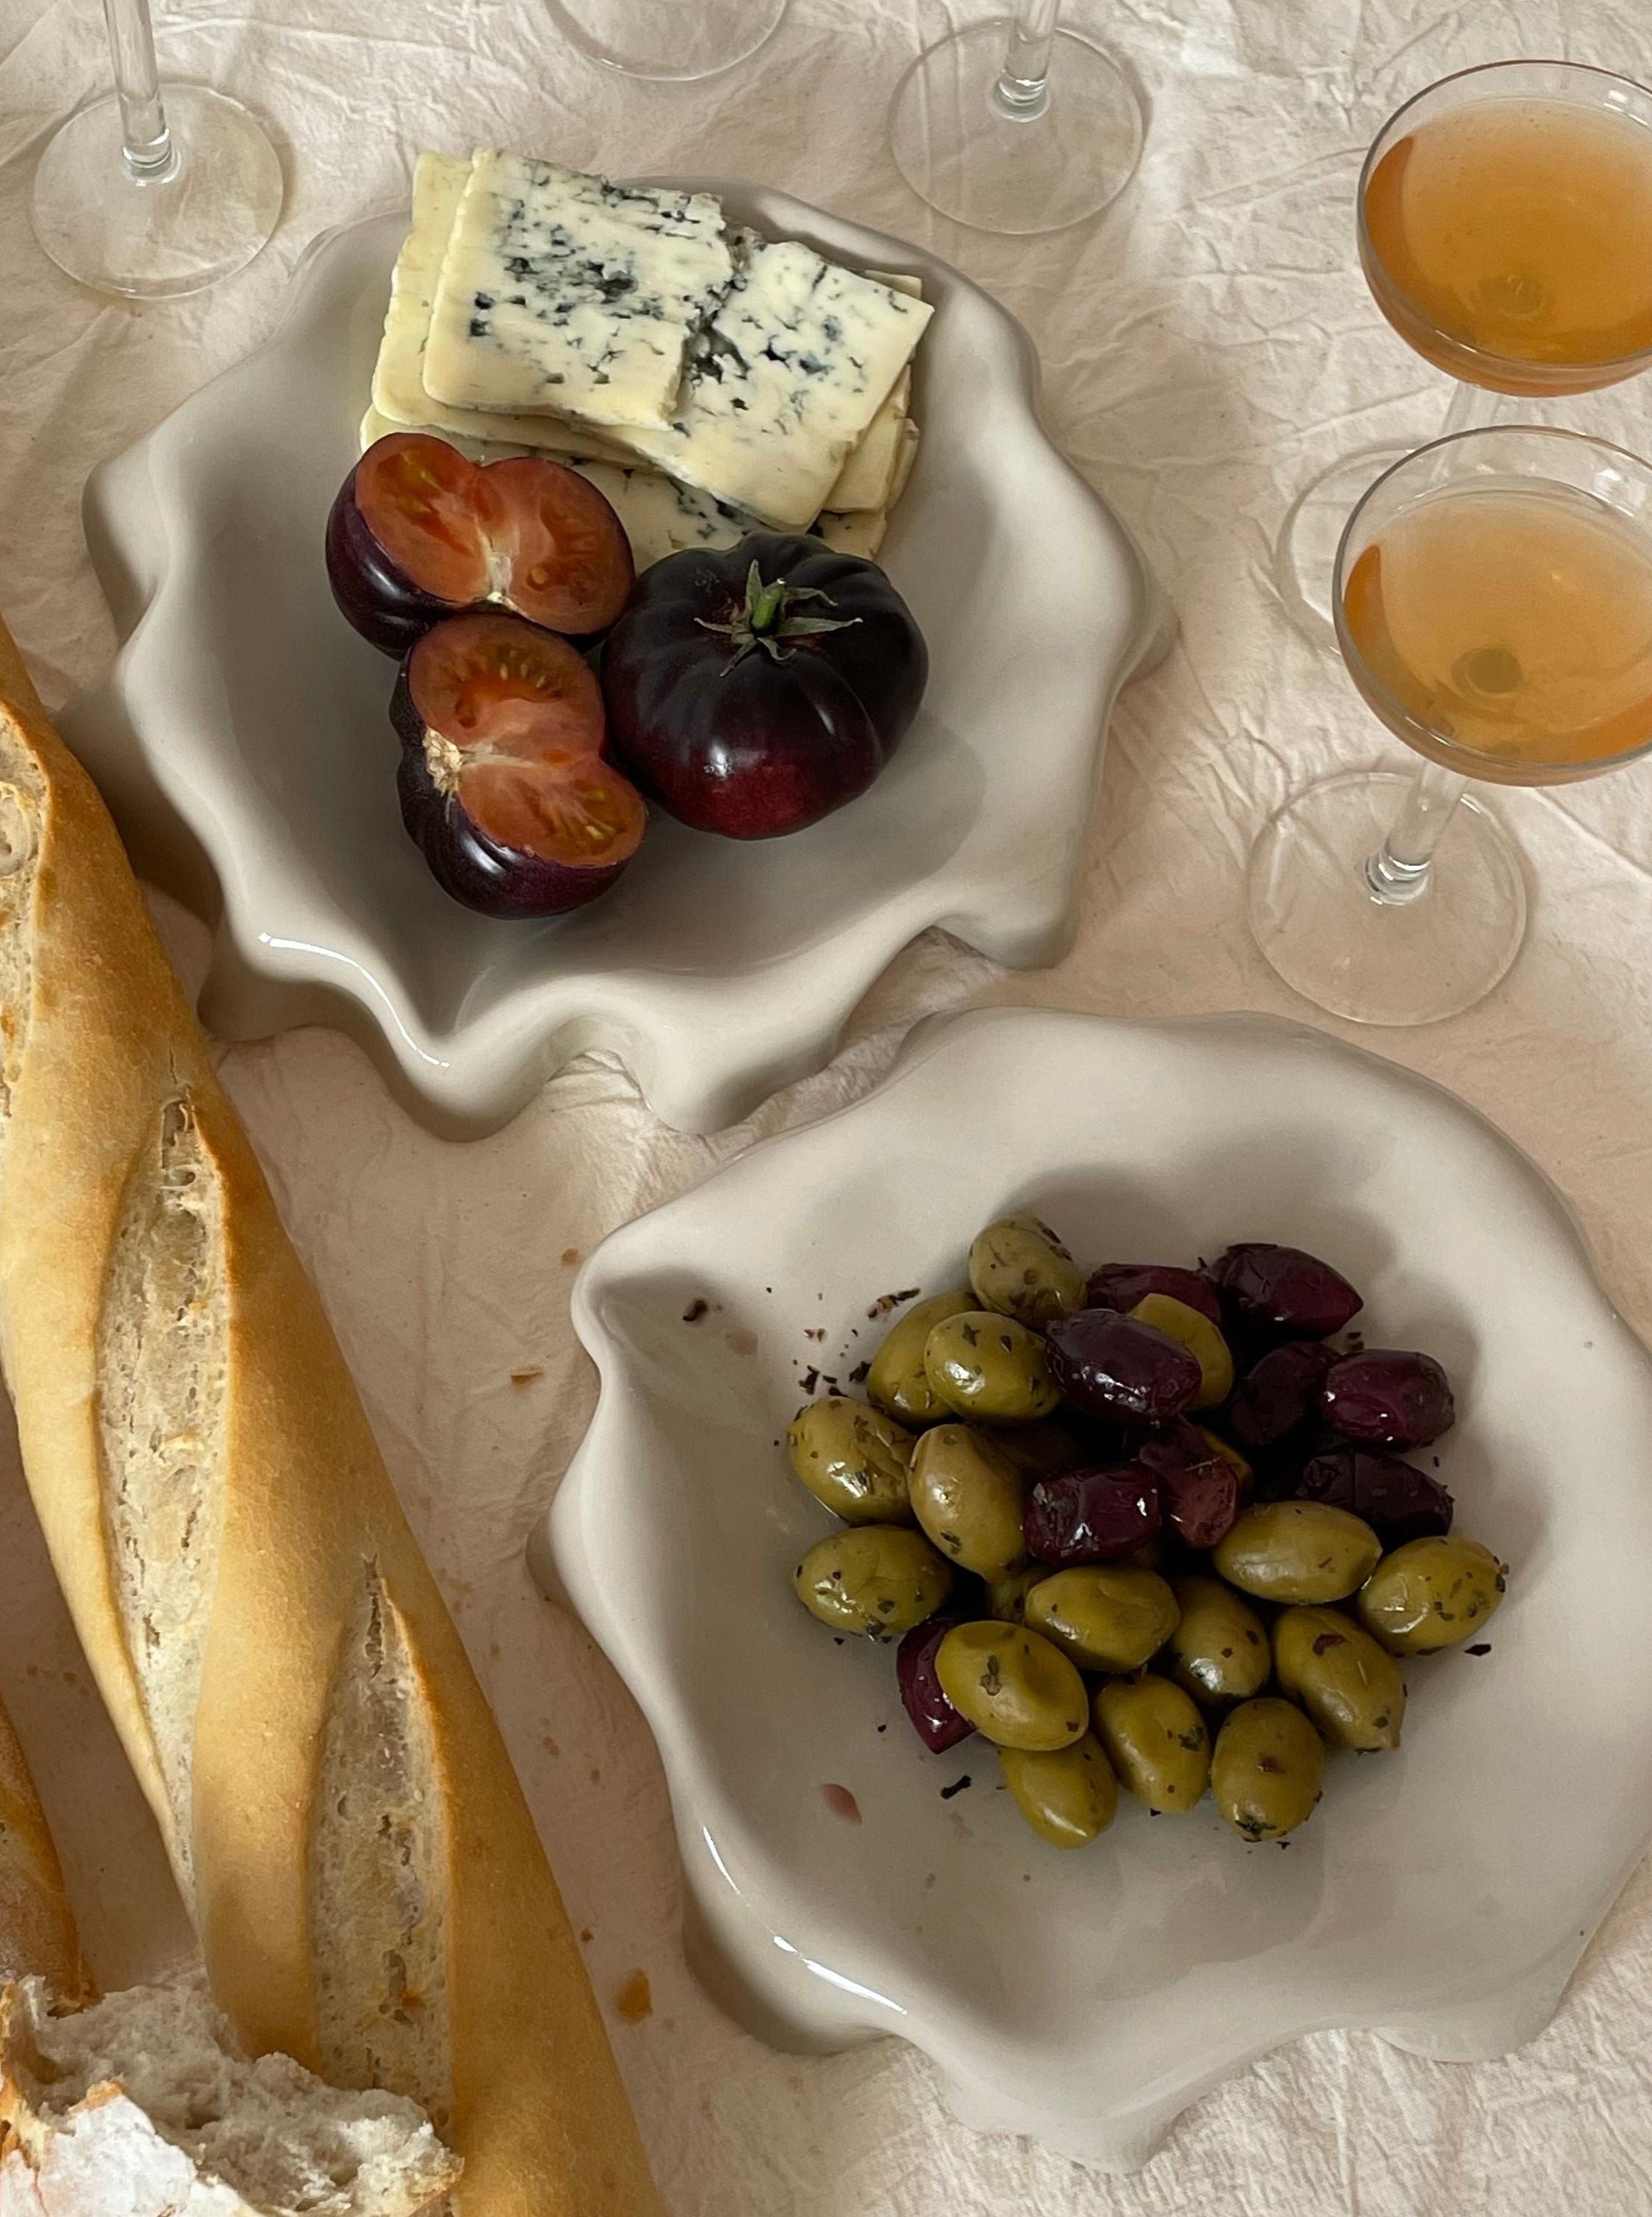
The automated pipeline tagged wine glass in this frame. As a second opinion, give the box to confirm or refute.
[30,0,282,300]
[545,0,788,80]
[888,0,1145,236]
[1276,59,1652,648]
[1251,426,1652,1025]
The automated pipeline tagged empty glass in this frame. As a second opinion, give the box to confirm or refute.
[545,0,788,80]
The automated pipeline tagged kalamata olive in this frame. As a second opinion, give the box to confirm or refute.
[908,1425,1028,1579]
[785,1397,914,1524]
[934,1623,1090,1751]
[923,1311,1060,1426]
[1127,1294,1235,1409]
[1023,1465,1160,1567]
[1092,1675,1211,1813]
[1294,1446,1454,1544]
[1135,1422,1241,1550]
[1226,1342,1337,1449]
[1357,1536,1507,1654]
[1167,1575,1271,1706]
[867,1289,977,1426]
[999,1736,1119,1847]
[392,612,645,916]
[895,1617,975,1752]
[1273,1606,1406,1751]
[1084,1263,1223,1328]
[1196,1427,1255,1491]
[1045,1311,1203,1426]
[1024,1566,1180,1673]
[968,1214,1086,1329]
[1319,1349,1455,1448]
[1210,1243,1364,1339]
[1212,1699,1325,1840]
[1214,1501,1383,1603]
[792,1527,952,1638]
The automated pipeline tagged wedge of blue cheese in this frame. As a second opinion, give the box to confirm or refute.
[423,152,735,431]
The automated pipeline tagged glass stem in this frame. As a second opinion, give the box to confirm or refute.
[103,0,175,179]
[993,0,1058,122]
[1440,379,1506,437]
[1364,760,1468,907]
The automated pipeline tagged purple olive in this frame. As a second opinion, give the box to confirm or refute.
[1083,1263,1224,1329]
[1046,1311,1203,1426]
[1210,1243,1364,1339]
[1226,1341,1338,1449]
[1319,1349,1454,1448]
[895,1617,975,1753]
[1024,1465,1162,1567]
[1294,1446,1454,1543]
[1136,1421,1242,1549]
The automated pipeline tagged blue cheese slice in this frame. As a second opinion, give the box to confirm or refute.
[612,232,933,529]
[823,270,923,514]
[423,152,735,431]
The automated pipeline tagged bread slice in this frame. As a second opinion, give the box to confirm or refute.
[0,1972,460,2217]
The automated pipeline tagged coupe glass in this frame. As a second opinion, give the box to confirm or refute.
[889,0,1144,236]
[30,0,281,299]
[1251,426,1652,1025]
[545,0,788,80]
[1276,59,1652,647]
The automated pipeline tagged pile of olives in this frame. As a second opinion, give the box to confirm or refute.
[787,1215,1508,1848]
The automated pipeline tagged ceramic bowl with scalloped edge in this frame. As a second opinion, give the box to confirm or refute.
[64,185,1170,1137]
[532,1004,1652,2168]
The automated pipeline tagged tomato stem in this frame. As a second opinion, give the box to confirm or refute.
[697,558,861,666]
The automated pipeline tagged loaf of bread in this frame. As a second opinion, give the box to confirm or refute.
[0,620,662,2217]
[0,1695,90,2003]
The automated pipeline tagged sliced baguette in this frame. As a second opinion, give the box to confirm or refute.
[0,620,662,2217]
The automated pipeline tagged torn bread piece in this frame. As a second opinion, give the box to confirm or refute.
[423,153,735,430]
[0,1972,459,2217]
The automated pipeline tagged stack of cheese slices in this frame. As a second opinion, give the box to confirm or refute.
[363,150,931,570]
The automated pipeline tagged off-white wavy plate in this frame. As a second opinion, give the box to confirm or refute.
[66,188,1170,1135]
[532,1005,1652,2168]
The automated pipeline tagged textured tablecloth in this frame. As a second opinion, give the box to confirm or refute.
[4,0,1652,2207]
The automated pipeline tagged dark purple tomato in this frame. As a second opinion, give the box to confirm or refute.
[1024,1465,1162,1567]
[1210,1243,1364,1340]
[1136,1422,1242,1550]
[1083,1263,1224,1328]
[328,432,634,656]
[1046,1310,1203,1426]
[392,612,645,917]
[1319,1349,1455,1448]
[895,1617,974,1753]
[1226,1341,1338,1449]
[601,534,927,839]
[1294,1446,1455,1544]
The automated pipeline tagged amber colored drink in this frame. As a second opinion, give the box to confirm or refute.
[1361,98,1652,390]
[1341,483,1652,778]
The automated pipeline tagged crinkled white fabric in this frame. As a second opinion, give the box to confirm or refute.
[1,0,1651,2206]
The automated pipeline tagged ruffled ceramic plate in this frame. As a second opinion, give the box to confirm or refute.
[66,187,1169,1135]
[533,1005,1652,2167]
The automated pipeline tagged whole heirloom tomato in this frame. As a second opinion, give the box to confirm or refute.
[601,534,929,839]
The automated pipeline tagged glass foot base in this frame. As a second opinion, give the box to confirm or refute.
[1274,444,1411,649]
[30,86,282,300]
[889,21,1144,235]
[1248,770,1528,1026]
[545,0,787,79]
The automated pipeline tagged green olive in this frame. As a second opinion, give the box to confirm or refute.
[991,1420,1083,1484]
[867,1289,977,1425]
[934,1622,1089,1751]
[908,1424,1028,1579]
[1273,1606,1406,1750]
[1211,1698,1326,1841]
[923,1311,1060,1426]
[785,1396,915,1525]
[1356,1536,1508,1655]
[1128,1293,1235,1409]
[1092,1674,1211,1813]
[791,1527,951,1638]
[1167,1575,1271,1705]
[1196,1427,1254,1488]
[999,1735,1119,1847]
[985,1565,1047,1624]
[1213,1501,1383,1604]
[968,1212,1086,1330]
[1024,1567,1180,1673]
